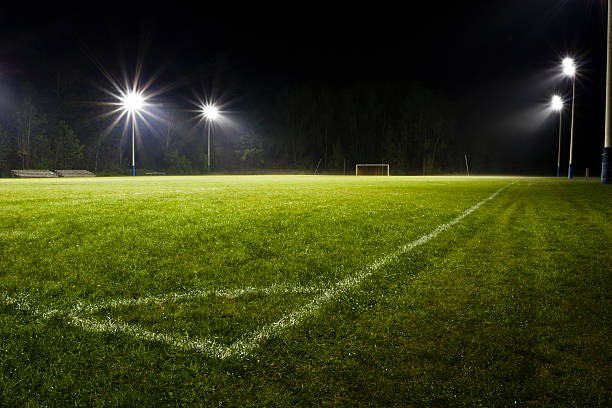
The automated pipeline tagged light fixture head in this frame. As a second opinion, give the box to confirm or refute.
[121,91,145,113]
[551,95,563,112]
[562,57,576,77]
[201,104,220,121]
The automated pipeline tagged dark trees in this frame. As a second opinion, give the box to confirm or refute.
[0,74,461,175]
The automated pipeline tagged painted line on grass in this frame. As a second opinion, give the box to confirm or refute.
[2,181,516,359]
[73,283,325,314]
[2,284,326,360]
[222,180,517,358]
[2,293,62,319]
[1,293,226,358]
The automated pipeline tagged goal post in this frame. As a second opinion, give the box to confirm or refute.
[355,164,390,176]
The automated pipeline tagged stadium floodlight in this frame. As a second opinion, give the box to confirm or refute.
[120,90,147,176]
[551,95,564,177]
[121,91,144,113]
[200,103,220,172]
[562,57,576,77]
[551,95,563,112]
[202,104,219,121]
[562,57,577,179]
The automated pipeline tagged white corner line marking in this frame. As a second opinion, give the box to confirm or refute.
[73,284,324,314]
[222,181,517,358]
[2,181,517,359]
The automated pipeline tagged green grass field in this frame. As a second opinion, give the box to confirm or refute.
[1,175,611,406]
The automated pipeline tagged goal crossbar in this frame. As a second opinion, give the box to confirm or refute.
[355,164,390,176]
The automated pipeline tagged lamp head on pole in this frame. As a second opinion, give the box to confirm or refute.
[201,104,220,121]
[551,95,564,112]
[562,57,576,78]
[120,90,145,114]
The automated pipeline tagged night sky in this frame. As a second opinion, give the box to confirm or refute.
[1,1,608,174]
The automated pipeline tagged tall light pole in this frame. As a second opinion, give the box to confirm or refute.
[201,104,219,173]
[562,57,577,179]
[120,91,145,176]
[603,0,612,184]
[551,95,564,177]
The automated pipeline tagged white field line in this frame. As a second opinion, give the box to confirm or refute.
[2,293,62,319]
[1,181,515,359]
[222,181,516,358]
[2,293,227,357]
[74,284,325,314]
[2,284,325,359]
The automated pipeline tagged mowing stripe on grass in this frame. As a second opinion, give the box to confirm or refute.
[1,181,515,359]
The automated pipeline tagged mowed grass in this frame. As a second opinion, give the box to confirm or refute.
[0,175,610,406]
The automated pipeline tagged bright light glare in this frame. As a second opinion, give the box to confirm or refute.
[202,104,219,121]
[121,91,145,113]
[551,95,563,111]
[562,57,576,77]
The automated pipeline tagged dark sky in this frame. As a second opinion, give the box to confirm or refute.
[1,1,608,174]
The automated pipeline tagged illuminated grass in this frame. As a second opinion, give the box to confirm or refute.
[0,176,610,406]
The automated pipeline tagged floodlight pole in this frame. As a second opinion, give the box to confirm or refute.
[131,116,136,177]
[557,111,562,177]
[602,0,612,184]
[568,75,576,179]
[207,120,211,173]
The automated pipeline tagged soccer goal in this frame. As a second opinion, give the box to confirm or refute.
[355,164,390,176]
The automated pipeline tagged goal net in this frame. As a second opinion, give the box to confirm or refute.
[355,164,390,176]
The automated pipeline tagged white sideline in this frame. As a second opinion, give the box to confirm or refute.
[2,181,515,359]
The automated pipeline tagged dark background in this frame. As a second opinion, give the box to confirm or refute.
[0,1,608,175]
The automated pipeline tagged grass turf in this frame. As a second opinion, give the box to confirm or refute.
[0,175,610,406]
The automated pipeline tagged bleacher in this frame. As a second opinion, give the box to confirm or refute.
[54,170,96,177]
[10,169,96,178]
[11,169,58,178]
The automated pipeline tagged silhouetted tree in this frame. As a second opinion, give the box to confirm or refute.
[0,124,11,176]
[15,99,47,169]
[53,121,84,169]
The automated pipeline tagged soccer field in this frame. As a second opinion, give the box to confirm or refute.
[1,175,611,406]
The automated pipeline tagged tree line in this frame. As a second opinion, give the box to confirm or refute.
[0,71,466,176]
